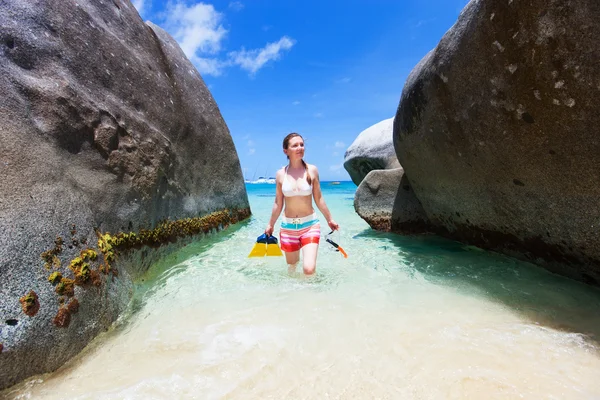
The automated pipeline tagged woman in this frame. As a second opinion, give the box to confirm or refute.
[264,133,339,275]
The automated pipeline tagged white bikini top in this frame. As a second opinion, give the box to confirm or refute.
[281,166,312,197]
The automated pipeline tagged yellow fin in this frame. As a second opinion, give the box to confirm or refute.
[266,243,283,257]
[248,242,267,258]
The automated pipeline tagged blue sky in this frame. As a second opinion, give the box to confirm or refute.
[133,0,470,181]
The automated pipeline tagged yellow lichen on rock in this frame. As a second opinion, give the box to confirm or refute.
[48,271,62,285]
[38,208,251,330]
[68,248,98,285]
[94,208,250,271]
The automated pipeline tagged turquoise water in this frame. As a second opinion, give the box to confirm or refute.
[8,182,600,399]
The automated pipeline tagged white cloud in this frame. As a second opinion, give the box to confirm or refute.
[189,56,227,76]
[314,112,323,118]
[262,25,272,31]
[334,141,345,148]
[247,139,255,146]
[160,3,294,77]
[132,0,145,14]
[292,101,300,105]
[229,1,244,11]
[333,151,339,157]
[163,2,228,76]
[229,36,295,75]
[248,148,256,155]
[330,164,343,171]
[335,77,351,84]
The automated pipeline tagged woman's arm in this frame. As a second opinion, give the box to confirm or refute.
[311,165,340,231]
[265,169,285,235]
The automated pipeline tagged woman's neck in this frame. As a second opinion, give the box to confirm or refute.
[288,159,304,169]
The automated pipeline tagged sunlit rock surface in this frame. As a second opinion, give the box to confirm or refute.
[0,0,249,389]
[344,117,401,186]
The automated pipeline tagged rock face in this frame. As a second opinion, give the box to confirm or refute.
[394,0,600,285]
[344,117,401,186]
[0,0,249,389]
[354,168,429,233]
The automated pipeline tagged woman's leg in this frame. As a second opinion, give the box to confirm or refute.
[280,226,300,274]
[284,250,300,274]
[301,243,319,275]
[299,222,320,275]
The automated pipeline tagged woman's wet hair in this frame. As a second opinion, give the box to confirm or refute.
[283,132,312,184]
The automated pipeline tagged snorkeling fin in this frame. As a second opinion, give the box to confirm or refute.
[248,233,269,258]
[266,235,283,257]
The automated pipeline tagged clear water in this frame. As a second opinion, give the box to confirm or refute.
[6,182,600,399]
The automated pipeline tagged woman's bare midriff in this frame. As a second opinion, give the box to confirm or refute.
[283,195,314,218]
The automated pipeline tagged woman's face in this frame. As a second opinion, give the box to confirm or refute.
[285,136,305,159]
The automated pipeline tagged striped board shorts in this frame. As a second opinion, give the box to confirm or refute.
[279,213,321,252]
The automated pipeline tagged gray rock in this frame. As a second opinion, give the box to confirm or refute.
[0,0,249,389]
[394,0,600,285]
[354,168,429,233]
[344,117,401,186]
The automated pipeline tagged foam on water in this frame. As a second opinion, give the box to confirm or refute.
[6,182,600,399]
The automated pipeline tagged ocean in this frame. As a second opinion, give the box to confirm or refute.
[7,182,600,399]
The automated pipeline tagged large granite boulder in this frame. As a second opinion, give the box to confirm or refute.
[354,168,429,233]
[344,117,401,186]
[0,0,249,389]
[394,0,600,285]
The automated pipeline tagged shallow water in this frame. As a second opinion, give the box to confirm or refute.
[6,182,600,399]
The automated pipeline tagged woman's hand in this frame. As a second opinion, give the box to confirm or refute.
[265,224,274,236]
[327,219,339,232]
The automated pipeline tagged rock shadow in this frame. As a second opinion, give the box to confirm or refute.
[355,229,600,348]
